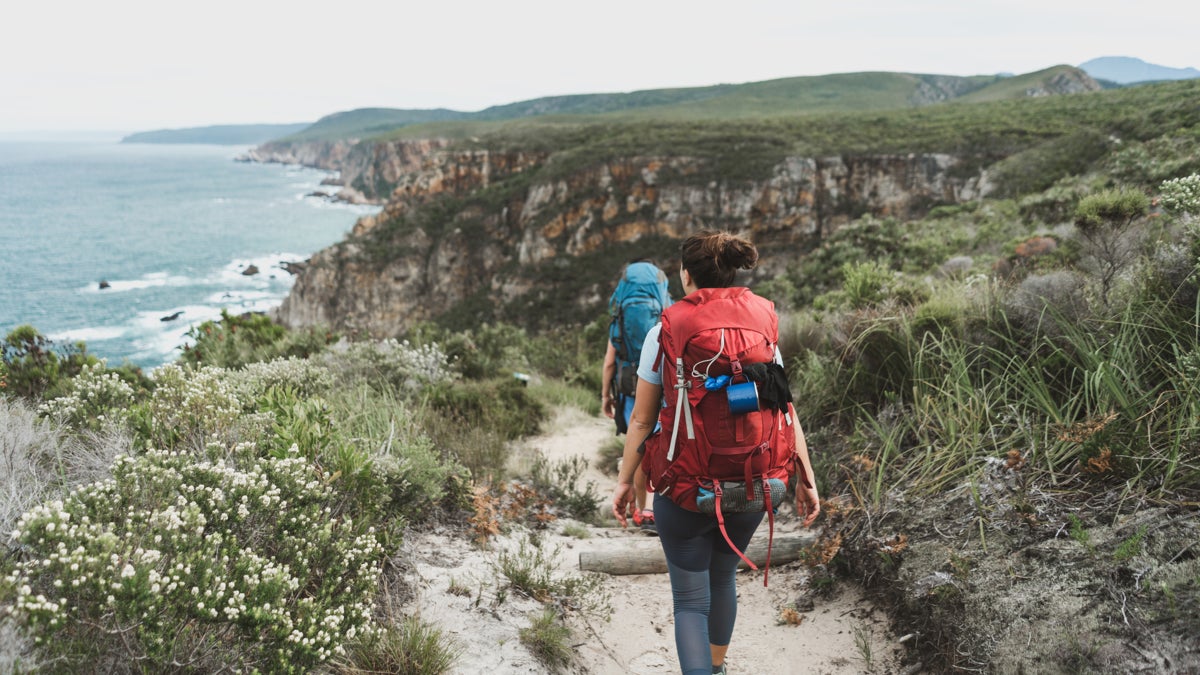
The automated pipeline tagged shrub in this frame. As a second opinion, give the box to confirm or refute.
[1,400,66,537]
[425,377,544,441]
[411,323,530,381]
[519,609,572,673]
[1,399,128,538]
[226,356,335,400]
[1073,188,1151,305]
[1002,271,1091,339]
[494,536,608,615]
[2,326,99,401]
[316,384,471,525]
[1160,173,1200,215]
[340,615,459,675]
[842,260,894,309]
[530,453,602,522]
[990,129,1112,197]
[324,339,456,395]
[2,444,385,673]
[180,309,335,369]
[131,364,269,451]
[37,363,136,432]
[522,318,609,392]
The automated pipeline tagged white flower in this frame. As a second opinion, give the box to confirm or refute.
[121,564,135,578]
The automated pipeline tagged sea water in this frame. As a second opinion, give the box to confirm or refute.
[0,137,378,369]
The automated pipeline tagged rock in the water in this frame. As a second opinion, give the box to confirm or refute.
[160,311,184,322]
[281,260,307,276]
[98,280,111,290]
[242,264,260,276]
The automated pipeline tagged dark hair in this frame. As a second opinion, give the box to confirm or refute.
[680,231,758,289]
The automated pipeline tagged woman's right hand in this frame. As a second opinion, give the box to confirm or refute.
[796,484,820,527]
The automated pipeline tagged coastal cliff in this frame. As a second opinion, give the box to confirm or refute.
[271,141,992,335]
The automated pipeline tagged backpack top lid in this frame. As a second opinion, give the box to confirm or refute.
[608,262,672,365]
[609,262,671,308]
[658,287,778,403]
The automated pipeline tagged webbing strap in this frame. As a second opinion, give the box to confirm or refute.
[714,484,757,571]
[666,357,694,462]
[762,477,775,587]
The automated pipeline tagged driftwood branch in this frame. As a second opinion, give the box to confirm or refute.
[579,532,817,575]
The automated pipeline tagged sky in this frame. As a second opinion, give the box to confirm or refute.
[1,0,1195,134]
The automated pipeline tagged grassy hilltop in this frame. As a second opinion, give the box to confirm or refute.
[277,64,1095,142]
[4,69,1200,672]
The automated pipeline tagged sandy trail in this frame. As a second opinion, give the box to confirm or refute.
[400,406,900,674]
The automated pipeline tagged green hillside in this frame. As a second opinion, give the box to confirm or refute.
[470,83,741,119]
[279,107,470,141]
[605,71,999,119]
[121,123,311,145]
[280,67,1093,143]
[956,64,1094,102]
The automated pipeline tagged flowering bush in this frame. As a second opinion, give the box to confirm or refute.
[2,443,384,672]
[132,364,271,451]
[326,339,456,393]
[226,356,335,401]
[1160,173,1200,215]
[37,363,135,432]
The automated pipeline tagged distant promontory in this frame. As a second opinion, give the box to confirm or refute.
[120,123,312,145]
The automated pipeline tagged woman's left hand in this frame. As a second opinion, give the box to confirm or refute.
[612,481,636,527]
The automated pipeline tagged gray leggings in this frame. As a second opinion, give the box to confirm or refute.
[654,493,765,675]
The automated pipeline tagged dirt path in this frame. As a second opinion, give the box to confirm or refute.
[400,406,901,674]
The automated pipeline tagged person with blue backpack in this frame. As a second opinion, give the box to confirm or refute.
[602,260,672,530]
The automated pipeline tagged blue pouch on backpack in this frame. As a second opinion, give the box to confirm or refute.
[696,478,787,514]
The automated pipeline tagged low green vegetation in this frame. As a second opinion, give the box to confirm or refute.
[518,608,573,672]
[1,310,600,671]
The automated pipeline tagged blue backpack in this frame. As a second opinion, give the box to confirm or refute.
[608,262,672,416]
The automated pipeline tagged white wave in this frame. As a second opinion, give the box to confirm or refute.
[204,289,280,306]
[298,195,380,216]
[215,253,309,285]
[83,271,195,294]
[47,325,127,343]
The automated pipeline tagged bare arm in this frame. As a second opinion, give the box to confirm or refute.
[612,377,662,526]
[601,341,617,419]
[790,404,821,527]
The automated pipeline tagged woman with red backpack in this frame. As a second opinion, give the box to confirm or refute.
[611,231,820,675]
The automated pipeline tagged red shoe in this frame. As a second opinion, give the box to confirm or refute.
[638,509,657,530]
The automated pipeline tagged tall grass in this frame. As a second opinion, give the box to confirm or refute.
[792,246,1200,506]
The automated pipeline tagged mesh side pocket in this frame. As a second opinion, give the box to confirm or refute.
[696,478,787,514]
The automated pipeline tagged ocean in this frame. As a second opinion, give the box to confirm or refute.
[0,137,378,369]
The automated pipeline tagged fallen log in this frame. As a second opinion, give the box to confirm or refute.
[579,532,817,575]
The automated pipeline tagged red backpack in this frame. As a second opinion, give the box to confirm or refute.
[642,287,799,583]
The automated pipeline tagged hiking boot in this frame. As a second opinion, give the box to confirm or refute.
[712,665,727,675]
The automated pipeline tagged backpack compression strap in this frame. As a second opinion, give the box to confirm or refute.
[665,356,695,461]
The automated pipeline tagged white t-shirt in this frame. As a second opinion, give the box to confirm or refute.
[636,324,783,386]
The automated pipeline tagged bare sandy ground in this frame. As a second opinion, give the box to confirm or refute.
[398,407,901,674]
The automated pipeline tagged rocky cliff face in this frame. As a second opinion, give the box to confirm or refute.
[243,138,456,204]
[273,142,994,336]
